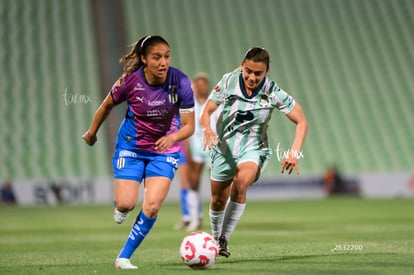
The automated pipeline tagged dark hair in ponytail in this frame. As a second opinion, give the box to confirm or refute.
[117,35,170,84]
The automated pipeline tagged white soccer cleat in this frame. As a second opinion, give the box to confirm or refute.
[174,220,190,230]
[115,258,138,269]
[114,208,130,224]
[186,221,200,232]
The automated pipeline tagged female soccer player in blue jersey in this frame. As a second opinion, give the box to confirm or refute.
[200,47,308,257]
[82,35,195,269]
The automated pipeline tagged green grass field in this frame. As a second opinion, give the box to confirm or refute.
[1,197,413,274]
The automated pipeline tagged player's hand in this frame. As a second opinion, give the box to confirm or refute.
[82,131,97,146]
[202,128,218,151]
[281,152,300,175]
[155,134,176,152]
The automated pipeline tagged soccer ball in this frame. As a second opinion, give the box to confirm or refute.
[180,231,219,269]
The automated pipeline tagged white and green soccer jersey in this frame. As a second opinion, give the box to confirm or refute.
[209,71,295,158]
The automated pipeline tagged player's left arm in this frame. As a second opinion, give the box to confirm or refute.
[155,111,195,152]
[174,110,196,142]
[156,75,196,152]
[281,102,308,175]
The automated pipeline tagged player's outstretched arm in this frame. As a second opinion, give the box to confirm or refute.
[82,93,115,146]
[281,102,308,174]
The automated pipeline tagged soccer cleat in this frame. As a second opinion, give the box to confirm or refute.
[184,218,204,232]
[114,208,130,224]
[218,236,231,257]
[174,220,190,230]
[186,220,200,232]
[115,258,138,269]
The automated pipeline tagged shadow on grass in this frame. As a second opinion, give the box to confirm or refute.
[161,254,331,269]
[219,253,333,264]
[162,251,414,270]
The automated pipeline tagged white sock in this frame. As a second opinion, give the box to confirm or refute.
[209,209,225,240]
[198,200,203,220]
[222,201,246,240]
[187,189,199,226]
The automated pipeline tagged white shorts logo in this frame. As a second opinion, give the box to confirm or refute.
[117,157,126,169]
[166,156,179,168]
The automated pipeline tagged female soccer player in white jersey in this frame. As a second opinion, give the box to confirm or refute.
[186,73,214,231]
[176,73,215,231]
[200,47,308,257]
[82,35,195,269]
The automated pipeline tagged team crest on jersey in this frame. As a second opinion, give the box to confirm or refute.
[168,85,178,104]
[259,95,270,107]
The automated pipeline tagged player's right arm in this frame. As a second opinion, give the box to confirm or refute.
[82,93,115,146]
[200,73,232,151]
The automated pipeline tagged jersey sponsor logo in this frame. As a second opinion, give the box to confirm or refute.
[119,150,137,158]
[134,82,145,91]
[135,96,144,103]
[166,156,179,168]
[235,110,254,123]
[227,124,250,135]
[214,85,221,93]
[226,111,254,135]
[146,109,169,117]
[148,99,166,106]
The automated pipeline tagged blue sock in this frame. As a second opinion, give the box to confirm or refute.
[180,188,189,219]
[118,210,157,259]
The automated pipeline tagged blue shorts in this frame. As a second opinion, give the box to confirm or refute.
[179,151,186,165]
[178,142,186,165]
[112,149,180,182]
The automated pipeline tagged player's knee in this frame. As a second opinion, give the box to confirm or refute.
[210,194,227,210]
[230,182,248,202]
[142,202,161,218]
[115,199,136,212]
[115,203,135,213]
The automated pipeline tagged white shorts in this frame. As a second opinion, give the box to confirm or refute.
[210,149,271,182]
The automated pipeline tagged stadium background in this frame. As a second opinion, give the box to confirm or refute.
[0,0,413,205]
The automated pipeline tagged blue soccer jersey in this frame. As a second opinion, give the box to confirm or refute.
[111,67,195,154]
